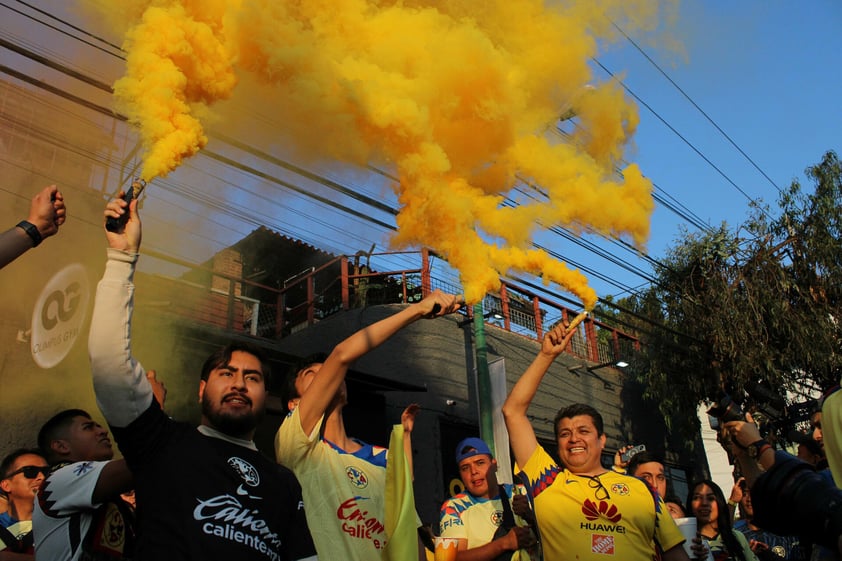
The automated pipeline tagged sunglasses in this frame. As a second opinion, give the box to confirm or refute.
[4,465,50,480]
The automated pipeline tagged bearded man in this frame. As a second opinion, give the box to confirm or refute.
[88,193,317,561]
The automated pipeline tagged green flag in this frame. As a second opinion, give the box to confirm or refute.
[383,424,417,561]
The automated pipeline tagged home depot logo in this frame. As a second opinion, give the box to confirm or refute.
[592,534,615,555]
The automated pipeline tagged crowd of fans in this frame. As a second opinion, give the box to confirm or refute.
[2,187,841,561]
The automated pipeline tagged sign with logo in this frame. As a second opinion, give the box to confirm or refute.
[30,263,89,368]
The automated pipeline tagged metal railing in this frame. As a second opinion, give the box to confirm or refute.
[143,248,639,365]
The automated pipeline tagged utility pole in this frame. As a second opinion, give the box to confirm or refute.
[471,301,495,455]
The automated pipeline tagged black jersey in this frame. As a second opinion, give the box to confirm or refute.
[111,400,316,561]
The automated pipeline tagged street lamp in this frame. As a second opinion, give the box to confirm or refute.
[588,360,629,371]
[568,360,628,390]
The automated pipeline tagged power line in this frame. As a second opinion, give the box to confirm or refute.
[651,184,712,233]
[611,20,784,196]
[500,193,659,288]
[591,56,776,223]
[510,274,706,350]
[1,1,123,59]
[0,36,115,91]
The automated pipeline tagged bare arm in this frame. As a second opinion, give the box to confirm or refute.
[502,323,576,469]
[91,459,134,504]
[296,290,462,435]
[0,225,37,269]
[0,185,65,269]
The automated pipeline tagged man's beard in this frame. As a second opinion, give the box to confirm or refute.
[202,394,264,437]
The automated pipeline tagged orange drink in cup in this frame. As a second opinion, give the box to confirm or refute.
[434,537,458,561]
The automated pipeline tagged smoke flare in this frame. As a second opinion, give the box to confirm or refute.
[99,0,671,308]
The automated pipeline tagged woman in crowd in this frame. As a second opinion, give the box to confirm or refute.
[688,479,758,561]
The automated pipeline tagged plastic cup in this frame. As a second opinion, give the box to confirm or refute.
[434,537,459,561]
[674,517,697,558]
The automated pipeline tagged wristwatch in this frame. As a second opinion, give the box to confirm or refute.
[748,439,771,458]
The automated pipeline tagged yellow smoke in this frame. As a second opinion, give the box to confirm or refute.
[112,1,238,181]
[101,0,672,308]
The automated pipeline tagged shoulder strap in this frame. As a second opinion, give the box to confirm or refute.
[498,485,516,530]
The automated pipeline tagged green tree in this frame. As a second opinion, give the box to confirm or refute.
[631,151,842,439]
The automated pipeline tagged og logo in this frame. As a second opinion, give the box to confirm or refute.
[31,264,89,368]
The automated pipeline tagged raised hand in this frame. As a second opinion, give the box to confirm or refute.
[104,192,142,253]
[29,184,66,239]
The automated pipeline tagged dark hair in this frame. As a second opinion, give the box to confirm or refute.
[38,409,91,464]
[1,448,45,478]
[201,343,272,385]
[687,479,748,561]
[282,352,328,405]
[627,451,664,477]
[664,494,686,516]
[553,403,604,439]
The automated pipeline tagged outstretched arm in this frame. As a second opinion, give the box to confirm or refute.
[0,185,66,269]
[502,322,576,469]
[89,194,153,428]
[296,290,462,435]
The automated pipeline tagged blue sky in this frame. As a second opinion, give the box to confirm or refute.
[580,0,842,300]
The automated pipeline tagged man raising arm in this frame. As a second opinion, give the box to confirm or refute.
[277,288,462,560]
[89,194,316,561]
[502,323,691,561]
